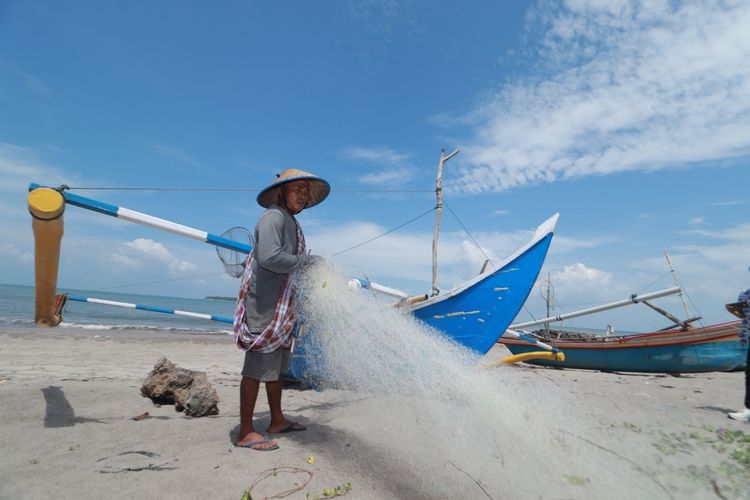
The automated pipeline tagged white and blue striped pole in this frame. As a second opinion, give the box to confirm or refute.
[28,183,252,254]
[29,184,409,297]
[347,277,409,300]
[66,294,233,324]
[502,328,559,353]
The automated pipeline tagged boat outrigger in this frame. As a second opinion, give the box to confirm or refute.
[499,288,747,373]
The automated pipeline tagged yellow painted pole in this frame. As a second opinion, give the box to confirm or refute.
[482,351,566,368]
[28,188,65,327]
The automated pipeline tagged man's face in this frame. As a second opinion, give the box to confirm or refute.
[283,180,310,214]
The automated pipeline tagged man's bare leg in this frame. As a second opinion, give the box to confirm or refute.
[266,380,307,433]
[238,377,277,449]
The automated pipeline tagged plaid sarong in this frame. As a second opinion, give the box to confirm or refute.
[233,218,305,352]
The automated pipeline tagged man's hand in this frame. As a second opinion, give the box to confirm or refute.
[298,254,326,268]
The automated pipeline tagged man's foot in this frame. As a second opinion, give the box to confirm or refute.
[728,408,750,422]
[236,432,279,450]
[267,421,307,434]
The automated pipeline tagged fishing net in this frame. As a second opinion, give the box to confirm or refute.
[215,226,253,278]
[288,264,663,498]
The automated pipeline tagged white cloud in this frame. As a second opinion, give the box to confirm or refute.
[110,252,140,268]
[455,0,750,193]
[515,219,750,330]
[126,238,174,262]
[0,243,34,264]
[117,238,197,275]
[169,260,198,273]
[553,262,613,289]
[0,142,73,193]
[342,146,418,186]
[686,222,750,243]
[709,199,746,207]
[343,146,411,164]
[308,217,558,293]
[358,168,415,185]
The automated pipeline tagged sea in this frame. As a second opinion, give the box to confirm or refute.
[0,283,235,335]
[0,282,625,337]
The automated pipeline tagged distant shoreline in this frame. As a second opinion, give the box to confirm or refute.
[204,296,235,301]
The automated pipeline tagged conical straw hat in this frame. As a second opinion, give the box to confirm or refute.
[257,168,330,209]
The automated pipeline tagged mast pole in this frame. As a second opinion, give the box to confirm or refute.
[431,148,459,296]
[545,272,551,337]
[664,248,691,320]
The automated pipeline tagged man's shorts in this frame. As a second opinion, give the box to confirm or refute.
[241,349,291,382]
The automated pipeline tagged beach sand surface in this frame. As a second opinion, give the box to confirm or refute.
[0,327,748,500]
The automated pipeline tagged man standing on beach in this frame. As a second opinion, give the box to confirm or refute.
[728,268,750,422]
[233,168,330,450]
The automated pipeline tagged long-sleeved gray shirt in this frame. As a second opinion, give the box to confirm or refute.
[244,204,306,332]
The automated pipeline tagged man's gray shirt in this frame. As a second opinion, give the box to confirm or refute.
[244,205,305,332]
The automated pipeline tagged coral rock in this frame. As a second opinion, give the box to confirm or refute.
[141,357,219,417]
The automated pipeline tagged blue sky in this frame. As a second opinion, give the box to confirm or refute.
[1,0,748,331]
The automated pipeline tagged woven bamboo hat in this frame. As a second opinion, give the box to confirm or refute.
[257,168,330,209]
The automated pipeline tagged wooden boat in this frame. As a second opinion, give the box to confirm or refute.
[27,182,558,357]
[500,320,746,373]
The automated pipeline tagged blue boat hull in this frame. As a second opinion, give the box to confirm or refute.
[501,322,746,373]
[411,233,554,354]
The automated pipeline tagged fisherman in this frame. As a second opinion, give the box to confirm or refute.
[728,266,750,422]
[234,168,329,450]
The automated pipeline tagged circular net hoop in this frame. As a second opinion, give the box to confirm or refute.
[216,227,253,278]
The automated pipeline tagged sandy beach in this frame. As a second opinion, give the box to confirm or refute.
[1,326,748,500]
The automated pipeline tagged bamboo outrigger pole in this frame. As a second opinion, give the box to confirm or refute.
[431,148,459,296]
[28,187,66,327]
[508,286,682,330]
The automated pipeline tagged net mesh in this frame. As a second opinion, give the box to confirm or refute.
[290,264,666,498]
[215,226,253,278]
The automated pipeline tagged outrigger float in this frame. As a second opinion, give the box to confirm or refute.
[27,153,562,369]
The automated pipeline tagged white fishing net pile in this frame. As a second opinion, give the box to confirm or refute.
[292,264,643,499]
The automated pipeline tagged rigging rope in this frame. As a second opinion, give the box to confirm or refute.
[330,207,436,257]
[91,272,226,291]
[66,186,433,193]
[443,201,494,268]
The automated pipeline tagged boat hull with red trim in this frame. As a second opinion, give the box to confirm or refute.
[499,321,747,373]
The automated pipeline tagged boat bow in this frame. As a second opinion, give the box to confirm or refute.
[411,214,559,354]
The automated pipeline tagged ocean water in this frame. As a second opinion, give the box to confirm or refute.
[0,283,235,335]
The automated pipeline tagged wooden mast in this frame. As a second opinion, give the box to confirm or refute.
[28,187,65,327]
[431,148,459,296]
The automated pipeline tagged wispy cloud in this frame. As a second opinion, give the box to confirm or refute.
[4,64,52,96]
[344,0,421,46]
[344,146,411,164]
[0,243,33,265]
[490,209,510,217]
[686,221,750,242]
[455,0,750,193]
[342,146,418,186]
[0,142,74,192]
[709,199,747,207]
[151,144,201,167]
